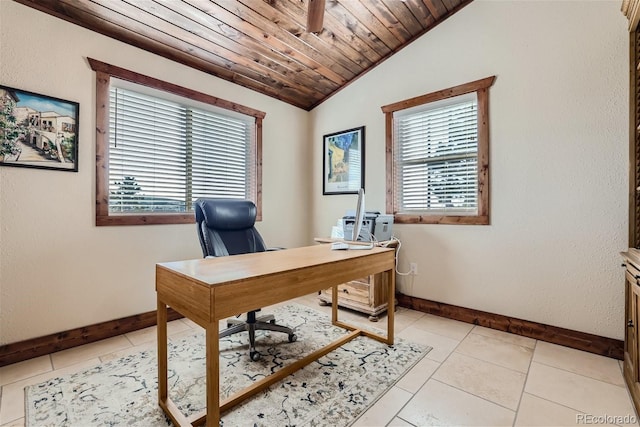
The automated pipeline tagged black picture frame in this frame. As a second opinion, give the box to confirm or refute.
[323,126,365,195]
[0,85,79,172]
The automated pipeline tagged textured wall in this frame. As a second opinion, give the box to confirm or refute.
[0,1,311,344]
[310,0,629,339]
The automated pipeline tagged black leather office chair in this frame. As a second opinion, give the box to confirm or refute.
[194,198,297,361]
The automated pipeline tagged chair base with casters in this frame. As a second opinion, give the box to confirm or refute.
[221,311,298,361]
[194,197,297,361]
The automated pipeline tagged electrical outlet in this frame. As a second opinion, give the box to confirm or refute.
[409,262,418,275]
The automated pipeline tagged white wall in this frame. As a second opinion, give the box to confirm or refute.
[0,1,311,344]
[310,0,629,339]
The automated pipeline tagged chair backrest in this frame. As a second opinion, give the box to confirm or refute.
[194,198,267,257]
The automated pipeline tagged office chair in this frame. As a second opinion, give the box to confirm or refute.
[194,198,297,361]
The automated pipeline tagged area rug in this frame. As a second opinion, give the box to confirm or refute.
[25,303,431,426]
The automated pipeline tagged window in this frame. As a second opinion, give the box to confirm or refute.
[381,76,495,225]
[89,59,265,226]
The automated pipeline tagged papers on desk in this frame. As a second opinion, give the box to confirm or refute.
[330,218,344,239]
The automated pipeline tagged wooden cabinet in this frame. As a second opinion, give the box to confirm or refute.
[621,249,640,414]
[315,238,397,321]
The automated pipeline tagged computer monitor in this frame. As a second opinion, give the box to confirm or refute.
[332,188,373,250]
[351,188,365,242]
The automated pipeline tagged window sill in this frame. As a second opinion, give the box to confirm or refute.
[96,213,195,226]
[393,214,489,225]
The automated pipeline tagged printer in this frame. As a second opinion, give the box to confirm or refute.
[342,211,394,242]
[373,214,394,241]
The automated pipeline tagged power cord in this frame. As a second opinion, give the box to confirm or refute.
[387,236,415,295]
[388,236,412,276]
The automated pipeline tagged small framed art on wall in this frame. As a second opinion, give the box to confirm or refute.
[323,126,365,195]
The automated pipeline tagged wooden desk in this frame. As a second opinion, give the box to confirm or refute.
[156,244,396,427]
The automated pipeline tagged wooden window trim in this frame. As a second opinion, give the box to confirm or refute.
[381,76,496,225]
[88,58,265,226]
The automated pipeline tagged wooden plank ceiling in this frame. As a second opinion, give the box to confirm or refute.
[15,0,472,110]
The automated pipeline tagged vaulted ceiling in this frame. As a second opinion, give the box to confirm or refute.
[14,0,472,110]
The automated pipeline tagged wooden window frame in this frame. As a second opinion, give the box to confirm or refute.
[89,58,265,226]
[381,76,496,225]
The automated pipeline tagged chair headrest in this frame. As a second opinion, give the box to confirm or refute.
[195,198,257,231]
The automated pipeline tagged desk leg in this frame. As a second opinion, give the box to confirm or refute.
[157,299,168,404]
[206,324,220,427]
[331,284,338,324]
[386,268,395,345]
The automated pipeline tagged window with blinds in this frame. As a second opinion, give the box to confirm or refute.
[90,59,265,226]
[394,93,478,215]
[108,86,254,215]
[381,76,495,225]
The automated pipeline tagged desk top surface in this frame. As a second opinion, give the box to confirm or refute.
[314,237,398,248]
[157,244,394,287]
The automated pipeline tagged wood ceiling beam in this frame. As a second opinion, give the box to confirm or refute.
[306,0,325,33]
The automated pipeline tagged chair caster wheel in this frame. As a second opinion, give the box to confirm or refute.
[250,351,261,361]
[288,334,297,343]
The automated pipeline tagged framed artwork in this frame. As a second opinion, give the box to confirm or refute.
[323,126,365,195]
[0,85,79,172]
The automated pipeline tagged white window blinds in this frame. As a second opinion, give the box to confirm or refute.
[393,93,478,215]
[108,86,254,214]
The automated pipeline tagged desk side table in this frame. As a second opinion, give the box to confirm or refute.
[314,238,398,321]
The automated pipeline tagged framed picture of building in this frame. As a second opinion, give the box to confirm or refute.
[323,126,365,195]
[0,85,79,172]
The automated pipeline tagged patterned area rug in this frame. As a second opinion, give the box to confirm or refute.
[25,304,431,426]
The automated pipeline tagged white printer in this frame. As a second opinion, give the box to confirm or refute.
[373,214,394,241]
[342,211,394,242]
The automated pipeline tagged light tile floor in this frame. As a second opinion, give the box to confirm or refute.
[0,294,637,427]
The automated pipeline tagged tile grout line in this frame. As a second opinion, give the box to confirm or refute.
[385,322,473,425]
[431,377,518,414]
[511,339,539,427]
[0,356,55,389]
[531,359,631,389]
[453,348,532,376]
